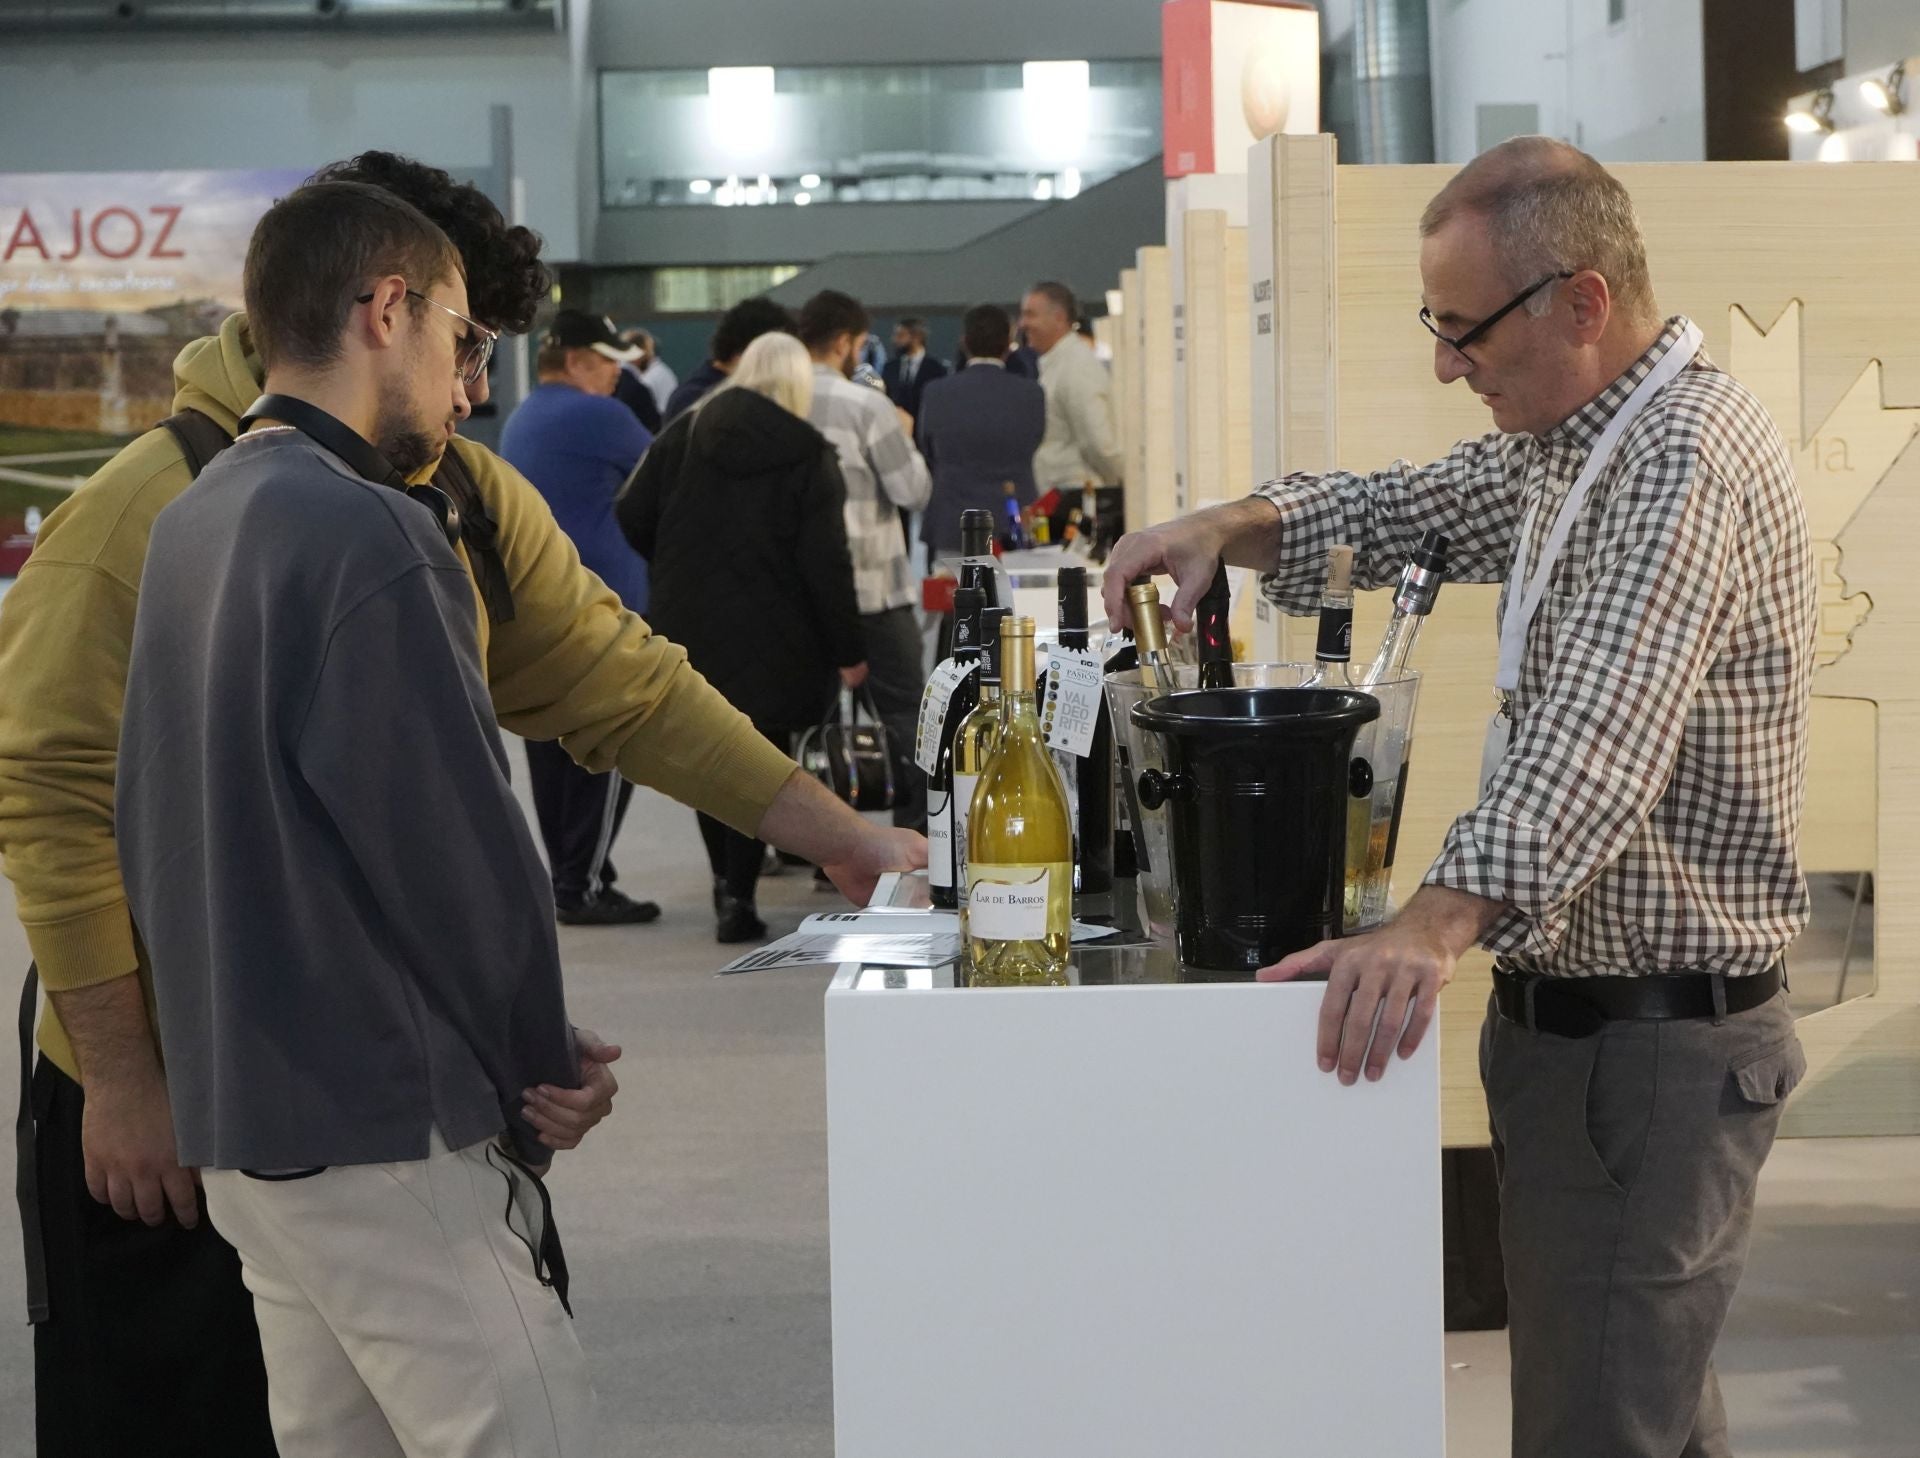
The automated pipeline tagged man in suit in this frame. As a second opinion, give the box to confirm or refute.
[914,304,1047,557]
[883,317,948,420]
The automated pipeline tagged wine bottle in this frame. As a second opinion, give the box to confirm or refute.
[965,616,1074,986]
[959,506,1012,611]
[926,586,985,910]
[1194,562,1234,690]
[1104,632,1143,880]
[1052,566,1114,896]
[1359,530,1449,687]
[951,605,1012,904]
[1301,545,1356,688]
[998,481,1028,551]
[1350,530,1450,929]
[1126,579,1180,694]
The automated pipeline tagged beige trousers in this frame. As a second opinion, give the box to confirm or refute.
[203,1132,595,1458]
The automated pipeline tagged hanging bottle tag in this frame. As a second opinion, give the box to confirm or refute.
[1478,702,1513,798]
[1041,646,1103,758]
[914,659,978,774]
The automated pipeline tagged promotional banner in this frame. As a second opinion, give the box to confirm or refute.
[1161,0,1321,177]
[0,168,301,547]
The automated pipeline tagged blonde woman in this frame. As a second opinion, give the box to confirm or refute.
[619,331,866,941]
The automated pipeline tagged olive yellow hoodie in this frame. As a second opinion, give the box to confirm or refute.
[0,314,799,1079]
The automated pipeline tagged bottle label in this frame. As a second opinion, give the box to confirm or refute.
[914,659,979,774]
[1041,647,1104,758]
[927,791,954,889]
[1315,606,1353,663]
[966,864,1058,941]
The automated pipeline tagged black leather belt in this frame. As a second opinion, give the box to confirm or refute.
[1492,965,1783,1039]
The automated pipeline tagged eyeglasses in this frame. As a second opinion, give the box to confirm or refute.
[354,287,499,385]
[1418,271,1573,362]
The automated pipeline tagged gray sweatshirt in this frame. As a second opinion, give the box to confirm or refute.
[118,427,577,1170]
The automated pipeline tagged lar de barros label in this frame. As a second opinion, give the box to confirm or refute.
[966,864,1058,941]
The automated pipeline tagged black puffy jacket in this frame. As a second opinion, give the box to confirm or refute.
[618,386,864,730]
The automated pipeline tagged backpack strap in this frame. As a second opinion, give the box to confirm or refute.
[157,408,235,479]
[431,443,516,626]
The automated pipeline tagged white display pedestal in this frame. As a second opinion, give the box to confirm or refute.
[824,954,1445,1457]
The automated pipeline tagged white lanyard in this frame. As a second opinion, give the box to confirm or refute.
[1494,322,1703,694]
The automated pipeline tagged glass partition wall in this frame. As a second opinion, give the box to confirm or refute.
[601,60,1163,210]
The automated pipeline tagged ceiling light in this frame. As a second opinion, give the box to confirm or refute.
[794,192,813,206]
[688,179,713,195]
[800,173,822,189]
[1784,88,1835,134]
[709,66,776,159]
[1022,60,1092,161]
[1033,177,1055,201]
[1860,62,1907,115]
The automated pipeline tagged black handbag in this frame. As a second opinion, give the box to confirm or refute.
[796,686,897,812]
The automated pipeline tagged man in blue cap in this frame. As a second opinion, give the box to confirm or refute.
[501,309,660,925]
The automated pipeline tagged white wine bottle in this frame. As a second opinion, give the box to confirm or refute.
[951,606,1012,914]
[965,617,1073,986]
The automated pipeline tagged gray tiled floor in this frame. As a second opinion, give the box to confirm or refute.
[0,746,1912,1456]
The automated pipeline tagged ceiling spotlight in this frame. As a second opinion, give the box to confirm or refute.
[1784,88,1835,134]
[1860,61,1908,116]
[794,192,813,207]
[689,179,713,195]
[800,173,822,189]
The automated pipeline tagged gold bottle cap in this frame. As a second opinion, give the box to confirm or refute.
[1001,615,1037,693]
[1127,580,1170,655]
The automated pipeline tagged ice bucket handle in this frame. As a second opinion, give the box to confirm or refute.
[1136,768,1194,812]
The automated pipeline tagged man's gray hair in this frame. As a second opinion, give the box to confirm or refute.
[1419,136,1659,328]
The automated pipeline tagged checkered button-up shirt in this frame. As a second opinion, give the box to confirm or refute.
[1256,318,1817,978]
[810,365,933,614]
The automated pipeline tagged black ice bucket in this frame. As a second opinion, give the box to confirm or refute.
[1132,687,1380,978]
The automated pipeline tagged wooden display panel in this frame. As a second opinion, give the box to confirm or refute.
[1178,214,1255,518]
[1246,135,1340,659]
[1182,209,1228,511]
[1222,225,1253,508]
[1134,246,1179,532]
[1266,139,1920,1140]
[1167,176,1248,517]
[1114,267,1143,524]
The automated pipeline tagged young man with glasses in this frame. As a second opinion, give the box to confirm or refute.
[0,153,922,1457]
[1105,137,1813,1458]
[118,179,595,1455]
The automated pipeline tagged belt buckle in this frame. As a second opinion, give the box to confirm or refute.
[1532,978,1606,1039]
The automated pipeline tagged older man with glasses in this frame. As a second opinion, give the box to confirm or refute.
[1105,136,1814,1458]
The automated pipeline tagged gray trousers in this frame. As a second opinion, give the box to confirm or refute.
[860,604,929,831]
[1480,991,1805,1458]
